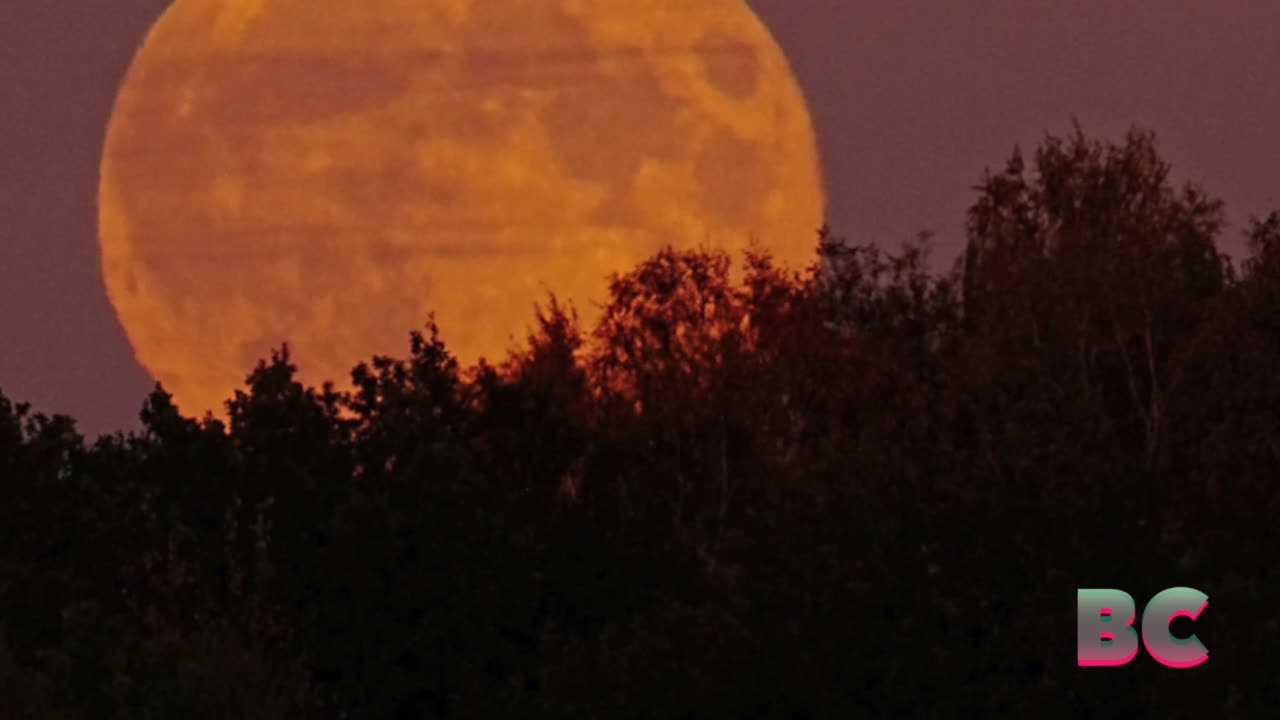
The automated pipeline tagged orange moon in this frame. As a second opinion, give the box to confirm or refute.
[99,0,826,418]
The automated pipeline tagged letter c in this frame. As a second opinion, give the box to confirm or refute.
[1141,587,1209,668]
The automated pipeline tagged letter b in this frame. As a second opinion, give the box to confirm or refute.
[1077,589,1140,667]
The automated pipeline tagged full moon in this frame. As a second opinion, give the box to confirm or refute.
[100,0,826,418]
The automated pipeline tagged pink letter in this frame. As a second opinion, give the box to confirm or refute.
[1077,589,1139,667]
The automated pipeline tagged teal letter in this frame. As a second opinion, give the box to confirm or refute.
[1142,587,1209,669]
[1077,589,1139,667]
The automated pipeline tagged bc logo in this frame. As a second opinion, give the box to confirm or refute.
[1077,587,1209,668]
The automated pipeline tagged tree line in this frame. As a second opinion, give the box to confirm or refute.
[2,126,1278,717]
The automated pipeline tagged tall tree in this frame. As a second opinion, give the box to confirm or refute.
[961,125,1228,472]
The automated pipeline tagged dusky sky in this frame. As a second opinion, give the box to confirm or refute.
[2,0,1278,435]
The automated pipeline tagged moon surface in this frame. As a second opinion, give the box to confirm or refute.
[99,0,826,418]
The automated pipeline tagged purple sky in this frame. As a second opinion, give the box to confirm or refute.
[3,0,1278,436]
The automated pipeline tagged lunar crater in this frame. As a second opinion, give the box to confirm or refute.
[697,34,762,100]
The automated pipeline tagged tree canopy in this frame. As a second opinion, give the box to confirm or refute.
[1,126,1276,717]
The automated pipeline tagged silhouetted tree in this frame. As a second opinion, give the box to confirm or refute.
[3,124,1279,718]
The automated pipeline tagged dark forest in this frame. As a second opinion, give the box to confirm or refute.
[3,128,1278,717]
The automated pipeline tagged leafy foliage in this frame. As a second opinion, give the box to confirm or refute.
[1,126,1276,716]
